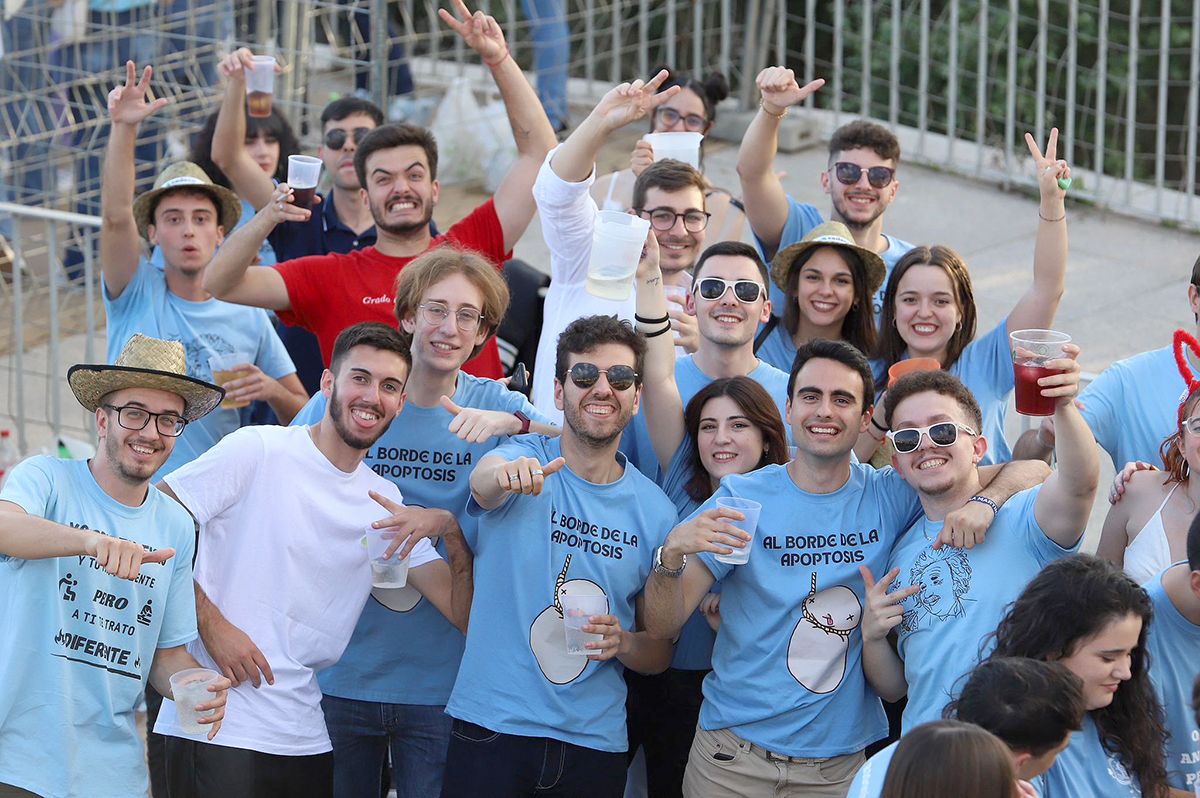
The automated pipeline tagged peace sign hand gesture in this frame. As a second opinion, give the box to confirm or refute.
[859,565,920,643]
[591,70,681,134]
[1025,127,1071,203]
[108,61,169,127]
[438,0,508,66]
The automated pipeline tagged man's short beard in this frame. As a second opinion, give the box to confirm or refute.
[371,201,434,237]
[329,384,391,451]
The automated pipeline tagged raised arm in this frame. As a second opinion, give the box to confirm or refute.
[634,234,686,471]
[201,185,307,310]
[437,0,557,252]
[1033,345,1099,548]
[210,48,278,211]
[1006,129,1070,333]
[736,67,824,260]
[100,61,170,299]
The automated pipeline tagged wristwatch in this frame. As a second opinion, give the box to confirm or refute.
[513,411,531,435]
[652,546,686,578]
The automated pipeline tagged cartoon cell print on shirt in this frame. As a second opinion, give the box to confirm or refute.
[529,554,608,685]
[899,546,974,634]
[787,572,862,694]
[369,536,441,614]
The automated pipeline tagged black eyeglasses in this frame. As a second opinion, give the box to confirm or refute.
[655,107,708,132]
[565,363,639,391]
[323,126,372,150]
[694,277,764,304]
[831,162,896,189]
[637,208,711,233]
[888,422,977,454]
[103,404,188,437]
[417,302,486,332]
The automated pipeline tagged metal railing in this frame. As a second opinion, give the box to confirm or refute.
[2,0,1195,448]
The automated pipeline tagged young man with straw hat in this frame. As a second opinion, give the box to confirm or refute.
[0,334,231,798]
[99,60,307,477]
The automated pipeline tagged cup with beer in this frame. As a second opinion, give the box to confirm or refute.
[287,155,322,210]
[208,352,252,409]
[245,56,277,118]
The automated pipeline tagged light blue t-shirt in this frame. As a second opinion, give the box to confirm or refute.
[754,196,913,323]
[447,435,677,752]
[888,487,1075,729]
[690,462,922,757]
[0,457,197,798]
[874,318,1014,465]
[1043,714,1143,797]
[293,374,552,705]
[1143,565,1200,792]
[103,259,296,476]
[660,441,717,671]
[1079,345,1180,470]
[622,355,791,480]
[151,199,277,269]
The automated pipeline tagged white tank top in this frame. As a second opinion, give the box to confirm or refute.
[1123,482,1179,585]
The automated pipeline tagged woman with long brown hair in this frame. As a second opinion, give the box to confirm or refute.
[880,720,1026,798]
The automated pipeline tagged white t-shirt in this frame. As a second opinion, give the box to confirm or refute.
[153,425,439,756]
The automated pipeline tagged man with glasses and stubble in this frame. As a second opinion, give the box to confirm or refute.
[737,66,913,319]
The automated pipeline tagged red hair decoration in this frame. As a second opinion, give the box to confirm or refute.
[1172,329,1200,426]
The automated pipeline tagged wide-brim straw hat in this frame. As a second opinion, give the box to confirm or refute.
[770,221,888,300]
[131,161,242,240]
[68,334,224,422]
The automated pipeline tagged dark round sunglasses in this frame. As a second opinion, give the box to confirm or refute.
[323,126,372,150]
[888,422,977,454]
[693,277,764,304]
[831,161,896,189]
[566,362,639,391]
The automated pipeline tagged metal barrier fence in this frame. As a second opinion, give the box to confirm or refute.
[0,0,1189,448]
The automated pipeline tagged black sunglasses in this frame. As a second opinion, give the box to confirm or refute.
[566,362,639,391]
[694,277,764,304]
[323,126,371,150]
[888,422,977,454]
[831,162,896,189]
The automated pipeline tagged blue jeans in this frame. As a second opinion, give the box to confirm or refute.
[520,0,569,128]
[440,719,627,798]
[322,694,452,798]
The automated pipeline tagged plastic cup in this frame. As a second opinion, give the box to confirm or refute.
[643,132,704,169]
[245,56,277,118]
[365,527,410,588]
[1009,329,1071,417]
[714,496,761,565]
[208,352,252,409]
[562,593,608,655]
[585,211,652,301]
[170,668,219,734]
[287,155,322,209]
[887,357,941,388]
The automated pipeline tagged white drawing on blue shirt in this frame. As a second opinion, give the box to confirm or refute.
[370,536,441,613]
[787,572,861,694]
[900,546,974,634]
[529,555,609,685]
[1107,751,1139,794]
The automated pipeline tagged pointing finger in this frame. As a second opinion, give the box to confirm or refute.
[369,489,403,515]
[541,457,567,477]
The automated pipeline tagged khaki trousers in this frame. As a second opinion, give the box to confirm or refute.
[682,726,865,798]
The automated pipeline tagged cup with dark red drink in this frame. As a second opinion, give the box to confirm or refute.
[1010,329,1071,416]
[245,56,276,118]
[287,155,322,209]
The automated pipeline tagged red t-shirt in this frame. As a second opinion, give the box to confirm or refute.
[275,199,507,378]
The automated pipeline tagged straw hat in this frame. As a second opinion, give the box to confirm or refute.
[770,221,887,299]
[68,335,224,422]
[131,162,242,240]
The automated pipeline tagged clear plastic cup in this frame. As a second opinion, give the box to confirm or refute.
[208,352,252,409]
[713,497,762,565]
[1009,329,1071,416]
[585,211,652,301]
[365,527,409,588]
[561,593,608,655]
[286,155,323,209]
[169,668,219,734]
[245,56,277,118]
[643,132,704,168]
